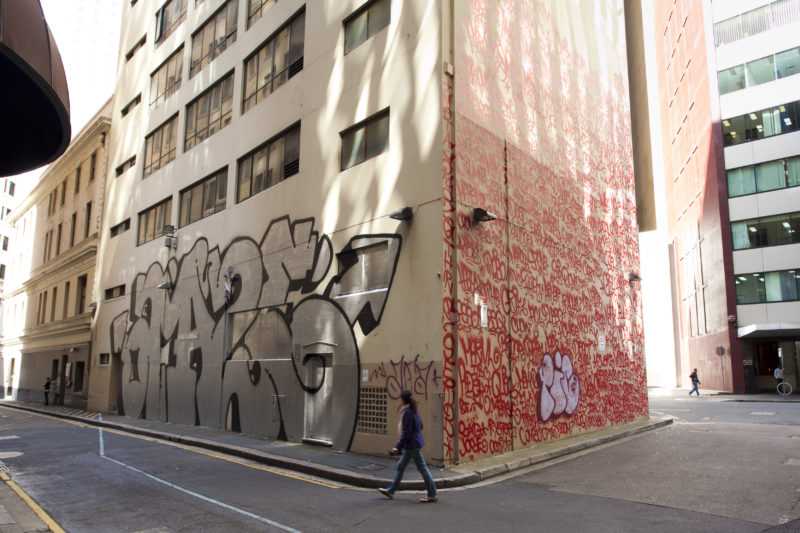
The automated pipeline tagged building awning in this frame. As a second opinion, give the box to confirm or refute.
[738,323,800,339]
[0,0,70,177]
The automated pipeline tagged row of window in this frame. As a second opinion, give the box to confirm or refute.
[727,154,800,197]
[722,100,800,146]
[718,46,800,95]
[35,275,89,326]
[46,152,97,217]
[42,203,93,264]
[732,210,800,250]
[714,0,800,47]
[735,269,800,304]
[138,10,304,178]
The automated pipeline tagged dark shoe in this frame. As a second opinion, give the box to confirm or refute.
[419,496,438,503]
[378,488,394,499]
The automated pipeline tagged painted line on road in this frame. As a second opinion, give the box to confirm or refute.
[101,455,301,533]
[0,472,65,533]
[98,426,340,489]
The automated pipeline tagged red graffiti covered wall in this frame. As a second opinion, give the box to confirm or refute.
[442,0,648,464]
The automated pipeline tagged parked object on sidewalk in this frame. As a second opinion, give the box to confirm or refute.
[689,369,701,397]
[377,390,438,503]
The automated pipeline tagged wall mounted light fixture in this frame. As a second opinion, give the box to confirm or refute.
[389,206,413,221]
[472,207,497,223]
[627,273,642,283]
[157,281,174,290]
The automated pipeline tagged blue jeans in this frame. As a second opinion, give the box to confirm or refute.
[386,448,437,497]
[689,381,700,396]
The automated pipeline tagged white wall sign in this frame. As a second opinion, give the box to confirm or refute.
[598,334,606,352]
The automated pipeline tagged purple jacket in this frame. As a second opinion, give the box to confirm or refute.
[395,408,425,450]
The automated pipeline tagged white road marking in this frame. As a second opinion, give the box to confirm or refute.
[0,436,19,440]
[102,455,301,532]
[750,412,776,416]
[0,452,22,459]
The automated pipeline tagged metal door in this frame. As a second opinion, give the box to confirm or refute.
[303,353,333,444]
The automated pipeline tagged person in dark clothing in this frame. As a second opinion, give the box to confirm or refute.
[689,368,701,397]
[378,390,438,502]
[43,377,52,406]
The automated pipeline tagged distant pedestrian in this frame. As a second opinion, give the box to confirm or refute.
[43,377,52,406]
[377,390,438,503]
[689,368,700,397]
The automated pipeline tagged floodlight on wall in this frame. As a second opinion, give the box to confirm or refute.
[157,281,174,290]
[472,207,497,223]
[87,302,97,309]
[163,225,177,249]
[627,273,642,283]
[389,207,413,221]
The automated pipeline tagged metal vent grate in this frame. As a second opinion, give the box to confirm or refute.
[357,387,387,435]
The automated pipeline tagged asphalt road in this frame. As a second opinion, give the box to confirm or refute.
[0,399,797,532]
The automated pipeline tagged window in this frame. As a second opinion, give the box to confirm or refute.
[74,167,81,194]
[746,56,776,87]
[76,275,87,315]
[110,219,131,237]
[137,197,172,245]
[55,224,62,255]
[731,211,800,249]
[247,0,275,28]
[1,236,7,251]
[334,241,391,296]
[179,168,227,227]
[116,156,136,176]
[41,292,47,324]
[89,153,96,182]
[70,213,77,247]
[155,0,186,43]
[8,181,14,196]
[63,281,70,318]
[718,65,745,95]
[85,202,92,238]
[98,353,110,365]
[341,110,389,169]
[144,115,179,177]
[237,124,300,202]
[735,269,800,304]
[0,264,5,280]
[242,11,305,114]
[344,0,390,54]
[190,0,238,78]
[121,93,142,117]
[185,72,234,150]
[105,285,126,300]
[727,155,800,197]
[722,100,800,146]
[150,47,183,108]
[776,46,800,78]
[125,34,147,61]
[50,287,57,321]
[60,180,67,206]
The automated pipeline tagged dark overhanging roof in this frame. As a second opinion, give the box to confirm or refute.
[0,0,70,177]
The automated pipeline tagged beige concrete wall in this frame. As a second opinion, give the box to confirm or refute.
[90,0,444,457]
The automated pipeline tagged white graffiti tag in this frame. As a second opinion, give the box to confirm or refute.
[538,351,580,422]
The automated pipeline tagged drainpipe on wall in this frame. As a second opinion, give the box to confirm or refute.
[503,140,514,450]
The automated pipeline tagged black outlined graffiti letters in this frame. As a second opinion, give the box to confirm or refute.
[111,215,401,450]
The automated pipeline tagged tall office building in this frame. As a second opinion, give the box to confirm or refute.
[87,0,646,465]
[640,0,800,394]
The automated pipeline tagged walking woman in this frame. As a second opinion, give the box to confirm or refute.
[378,390,438,502]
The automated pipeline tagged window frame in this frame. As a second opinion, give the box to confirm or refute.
[137,197,173,246]
[150,46,184,108]
[184,71,235,151]
[189,0,239,78]
[179,167,228,227]
[343,0,390,55]
[144,114,179,178]
[236,123,300,203]
[340,109,389,170]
